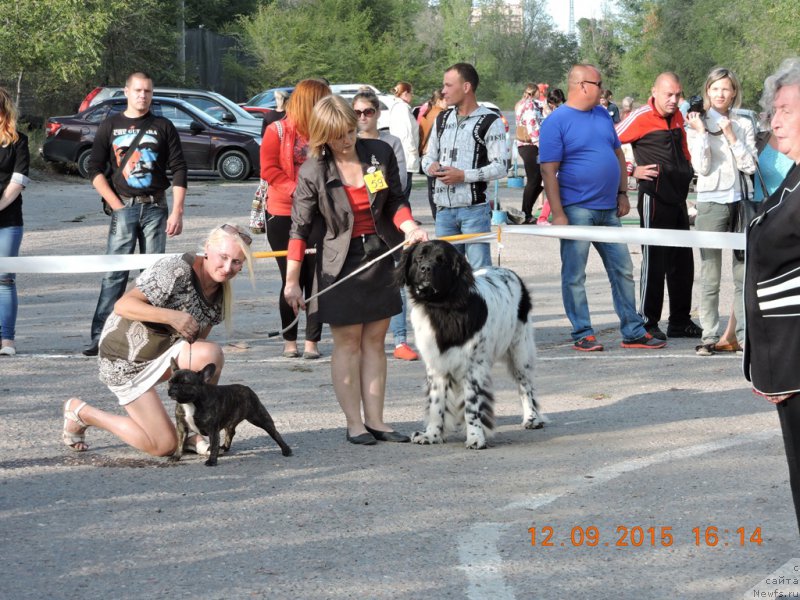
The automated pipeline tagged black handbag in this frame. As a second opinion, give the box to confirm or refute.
[100,115,155,215]
[731,170,758,260]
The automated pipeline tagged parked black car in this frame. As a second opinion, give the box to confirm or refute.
[42,97,261,181]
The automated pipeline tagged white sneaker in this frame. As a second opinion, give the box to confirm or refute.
[0,346,16,356]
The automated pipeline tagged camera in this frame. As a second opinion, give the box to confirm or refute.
[687,95,705,116]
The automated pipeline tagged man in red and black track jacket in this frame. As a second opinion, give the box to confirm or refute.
[616,72,701,341]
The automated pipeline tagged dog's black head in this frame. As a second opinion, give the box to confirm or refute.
[167,358,217,404]
[395,240,475,305]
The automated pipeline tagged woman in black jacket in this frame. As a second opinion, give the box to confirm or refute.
[284,95,427,445]
[0,87,30,357]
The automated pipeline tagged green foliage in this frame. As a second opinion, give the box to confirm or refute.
[8,0,795,120]
[576,16,623,83]
[605,0,800,108]
[96,0,183,87]
[185,0,260,30]
[235,0,576,108]
[0,0,107,112]
[236,0,378,91]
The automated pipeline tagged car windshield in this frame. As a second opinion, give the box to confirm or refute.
[152,102,223,127]
[84,105,112,123]
[246,88,293,108]
[249,91,276,107]
[202,91,256,122]
[247,91,268,105]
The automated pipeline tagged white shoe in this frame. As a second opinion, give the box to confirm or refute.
[0,346,16,356]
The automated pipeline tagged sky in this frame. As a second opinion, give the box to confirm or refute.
[545,0,613,32]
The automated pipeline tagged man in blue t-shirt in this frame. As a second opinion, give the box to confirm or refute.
[539,64,666,352]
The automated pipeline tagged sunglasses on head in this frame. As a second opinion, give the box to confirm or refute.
[354,107,377,117]
[219,223,252,245]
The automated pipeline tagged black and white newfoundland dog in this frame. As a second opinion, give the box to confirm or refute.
[396,240,545,449]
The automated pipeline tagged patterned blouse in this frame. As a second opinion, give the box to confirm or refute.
[515,98,544,147]
[98,253,223,386]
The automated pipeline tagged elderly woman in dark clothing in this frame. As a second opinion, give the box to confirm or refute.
[284,95,428,445]
[744,57,800,534]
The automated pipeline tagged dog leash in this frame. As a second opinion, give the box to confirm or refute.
[265,232,496,339]
[267,239,407,338]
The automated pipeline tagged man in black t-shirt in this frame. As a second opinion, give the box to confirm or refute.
[82,71,188,356]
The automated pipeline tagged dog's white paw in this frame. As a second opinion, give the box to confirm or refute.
[523,416,545,430]
[411,430,444,445]
[464,436,488,450]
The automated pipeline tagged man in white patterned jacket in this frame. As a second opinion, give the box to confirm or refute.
[422,62,508,268]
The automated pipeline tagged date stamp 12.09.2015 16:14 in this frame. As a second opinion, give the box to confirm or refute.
[528,525,764,548]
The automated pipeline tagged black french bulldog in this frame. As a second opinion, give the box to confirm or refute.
[167,358,293,466]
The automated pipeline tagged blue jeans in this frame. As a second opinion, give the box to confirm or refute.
[90,201,168,340]
[0,225,23,341]
[389,277,408,345]
[392,174,414,342]
[435,203,492,269]
[560,205,647,341]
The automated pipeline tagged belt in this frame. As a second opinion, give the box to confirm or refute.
[437,201,488,210]
[120,192,166,204]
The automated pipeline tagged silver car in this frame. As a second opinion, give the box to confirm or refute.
[81,86,264,136]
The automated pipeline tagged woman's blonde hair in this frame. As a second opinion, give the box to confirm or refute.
[284,79,331,138]
[702,67,742,112]
[523,82,537,97]
[203,224,254,334]
[307,95,358,158]
[0,87,20,148]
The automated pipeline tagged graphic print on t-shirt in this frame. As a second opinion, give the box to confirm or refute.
[113,131,159,190]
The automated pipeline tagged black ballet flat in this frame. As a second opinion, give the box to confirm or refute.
[364,425,410,443]
[346,431,377,445]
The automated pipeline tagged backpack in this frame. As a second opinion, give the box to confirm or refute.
[435,107,500,149]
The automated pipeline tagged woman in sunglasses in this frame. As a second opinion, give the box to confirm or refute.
[352,92,406,178]
[352,91,419,362]
[62,224,252,456]
[285,95,428,445]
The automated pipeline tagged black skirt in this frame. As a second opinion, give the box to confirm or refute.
[313,235,401,326]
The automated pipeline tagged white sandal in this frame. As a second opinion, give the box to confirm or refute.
[63,398,89,452]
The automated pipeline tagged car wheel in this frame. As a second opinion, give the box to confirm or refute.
[217,149,251,181]
[77,148,93,179]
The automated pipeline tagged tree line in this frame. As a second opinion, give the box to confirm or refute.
[0,0,796,119]
[579,0,800,110]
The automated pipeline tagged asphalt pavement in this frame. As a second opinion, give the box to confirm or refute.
[0,171,796,599]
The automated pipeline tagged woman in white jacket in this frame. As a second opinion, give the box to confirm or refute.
[389,81,420,203]
[686,67,756,354]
